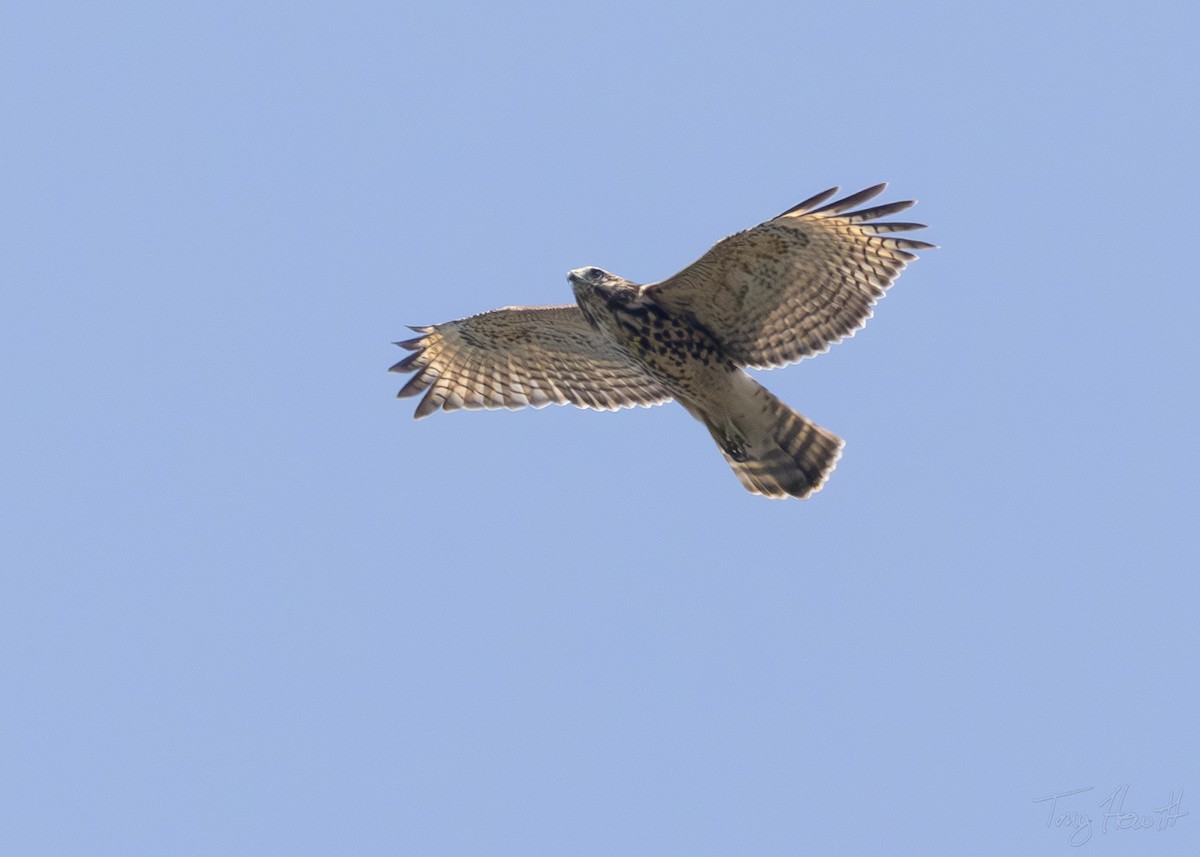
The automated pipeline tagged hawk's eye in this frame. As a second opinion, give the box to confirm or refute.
[587,267,604,280]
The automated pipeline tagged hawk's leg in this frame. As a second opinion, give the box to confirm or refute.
[713,421,750,462]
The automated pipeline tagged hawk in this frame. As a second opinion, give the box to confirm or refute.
[391,184,934,498]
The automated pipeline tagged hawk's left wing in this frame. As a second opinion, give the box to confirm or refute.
[391,305,673,418]
[643,184,935,370]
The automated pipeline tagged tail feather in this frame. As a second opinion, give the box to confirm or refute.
[702,377,844,499]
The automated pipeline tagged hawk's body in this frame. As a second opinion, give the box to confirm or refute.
[392,185,934,498]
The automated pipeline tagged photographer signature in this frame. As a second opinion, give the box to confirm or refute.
[1033,785,1188,846]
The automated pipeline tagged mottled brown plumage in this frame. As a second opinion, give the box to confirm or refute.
[392,184,934,498]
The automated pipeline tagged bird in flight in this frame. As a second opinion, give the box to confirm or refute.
[391,184,934,498]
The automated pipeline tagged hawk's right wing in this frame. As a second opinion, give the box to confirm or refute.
[391,305,673,418]
[643,184,935,370]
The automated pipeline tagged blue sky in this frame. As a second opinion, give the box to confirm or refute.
[3,2,1198,855]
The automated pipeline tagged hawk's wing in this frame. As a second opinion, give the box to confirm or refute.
[391,305,673,418]
[642,184,935,369]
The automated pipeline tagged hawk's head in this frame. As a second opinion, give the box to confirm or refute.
[567,266,616,289]
[568,266,642,329]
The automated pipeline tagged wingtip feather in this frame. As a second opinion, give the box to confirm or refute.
[778,186,840,217]
[811,183,888,215]
[389,350,422,372]
[413,389,441,418]
[892,238,939,251]
[396,368,430,398]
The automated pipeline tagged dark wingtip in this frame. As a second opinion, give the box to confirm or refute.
[396,368,429,398]
[843,200,918,223]
[413,388,440,419]
[389,350,422,373]
[778,186,840,217]
[811,183,888,215]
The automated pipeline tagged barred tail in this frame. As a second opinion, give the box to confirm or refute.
[701,376,844,499]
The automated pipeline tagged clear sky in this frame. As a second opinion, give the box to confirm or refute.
[3,2,1198,855]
